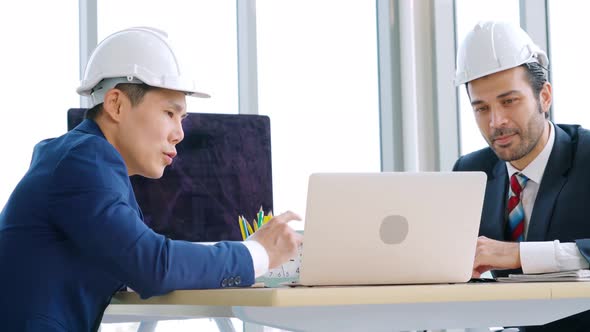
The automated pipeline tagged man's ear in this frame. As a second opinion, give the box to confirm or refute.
[101,89,126,123]
[540,82,552,114]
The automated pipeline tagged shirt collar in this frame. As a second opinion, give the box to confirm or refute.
[505,121,555,184]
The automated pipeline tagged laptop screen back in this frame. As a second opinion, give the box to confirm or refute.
[299,172,486,285]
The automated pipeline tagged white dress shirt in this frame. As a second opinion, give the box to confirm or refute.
[242,240,270,277]
[505,122,589,273]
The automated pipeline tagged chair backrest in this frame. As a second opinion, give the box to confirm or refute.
[67,108,273,241]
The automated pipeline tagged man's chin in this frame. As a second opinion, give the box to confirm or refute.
[492,147,525,162]
[140,168,165,179]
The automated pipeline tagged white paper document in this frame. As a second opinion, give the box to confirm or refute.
[496,269,590,282]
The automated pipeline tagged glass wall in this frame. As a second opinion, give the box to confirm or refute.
[256,0,381,224]
[0,2,79,208]
[548,0,590,127]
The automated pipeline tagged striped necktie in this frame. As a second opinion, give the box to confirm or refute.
[507,172,529,242]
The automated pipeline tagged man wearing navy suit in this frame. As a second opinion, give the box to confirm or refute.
[0,27,303,331]
[453,21,590,331]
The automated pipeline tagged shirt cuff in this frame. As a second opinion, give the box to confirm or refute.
[520,240,590,274]
[242,240,269,278]
[520,241,559,274]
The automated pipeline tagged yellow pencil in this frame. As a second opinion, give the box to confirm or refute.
[241,216,250,237]
[238,216,246,240]
[253,219,259,232]
[246,219,254,235]
[263,211,273,225]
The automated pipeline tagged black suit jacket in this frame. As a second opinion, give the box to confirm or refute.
[453,124,590,332]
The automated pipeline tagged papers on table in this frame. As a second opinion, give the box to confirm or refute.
[496,269,590,282]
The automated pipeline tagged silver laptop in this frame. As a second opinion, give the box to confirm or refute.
[298,172,486,286]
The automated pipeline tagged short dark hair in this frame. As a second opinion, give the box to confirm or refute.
[85,83,156,120]
[522,62,548,97]
[522,62,550,119]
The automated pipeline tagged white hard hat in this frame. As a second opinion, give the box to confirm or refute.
[77,27,210,107]
[454,21,548,86]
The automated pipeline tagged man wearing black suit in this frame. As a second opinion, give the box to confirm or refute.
[453,21,590,331]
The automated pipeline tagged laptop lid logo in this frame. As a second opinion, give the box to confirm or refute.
[380,215,409,244]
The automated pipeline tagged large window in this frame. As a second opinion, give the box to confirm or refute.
[0,3,79,208]
[98,0,238,115]
[256,0,381,225]
[455,0,520,155]
[548,1,590,126]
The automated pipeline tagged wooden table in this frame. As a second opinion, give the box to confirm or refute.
[105,282,590,331]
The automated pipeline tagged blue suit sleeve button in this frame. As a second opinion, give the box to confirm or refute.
[227,277,235,287]
[221,278,228,288]
[235,276,241,286]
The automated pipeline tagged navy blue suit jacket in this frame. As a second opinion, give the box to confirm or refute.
[0,119,255,331]
[454,124,590,331]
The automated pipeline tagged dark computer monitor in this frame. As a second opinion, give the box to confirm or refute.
[67,108,273,242]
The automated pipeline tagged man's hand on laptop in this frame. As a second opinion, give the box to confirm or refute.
[248,211,304,269]
[472,236,521,278]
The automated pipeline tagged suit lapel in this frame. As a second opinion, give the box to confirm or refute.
[527,125,572,241]
[481,160,508,239]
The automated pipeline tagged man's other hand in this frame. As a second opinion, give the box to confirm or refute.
[248,211,304,269]
[472,236,521,278]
